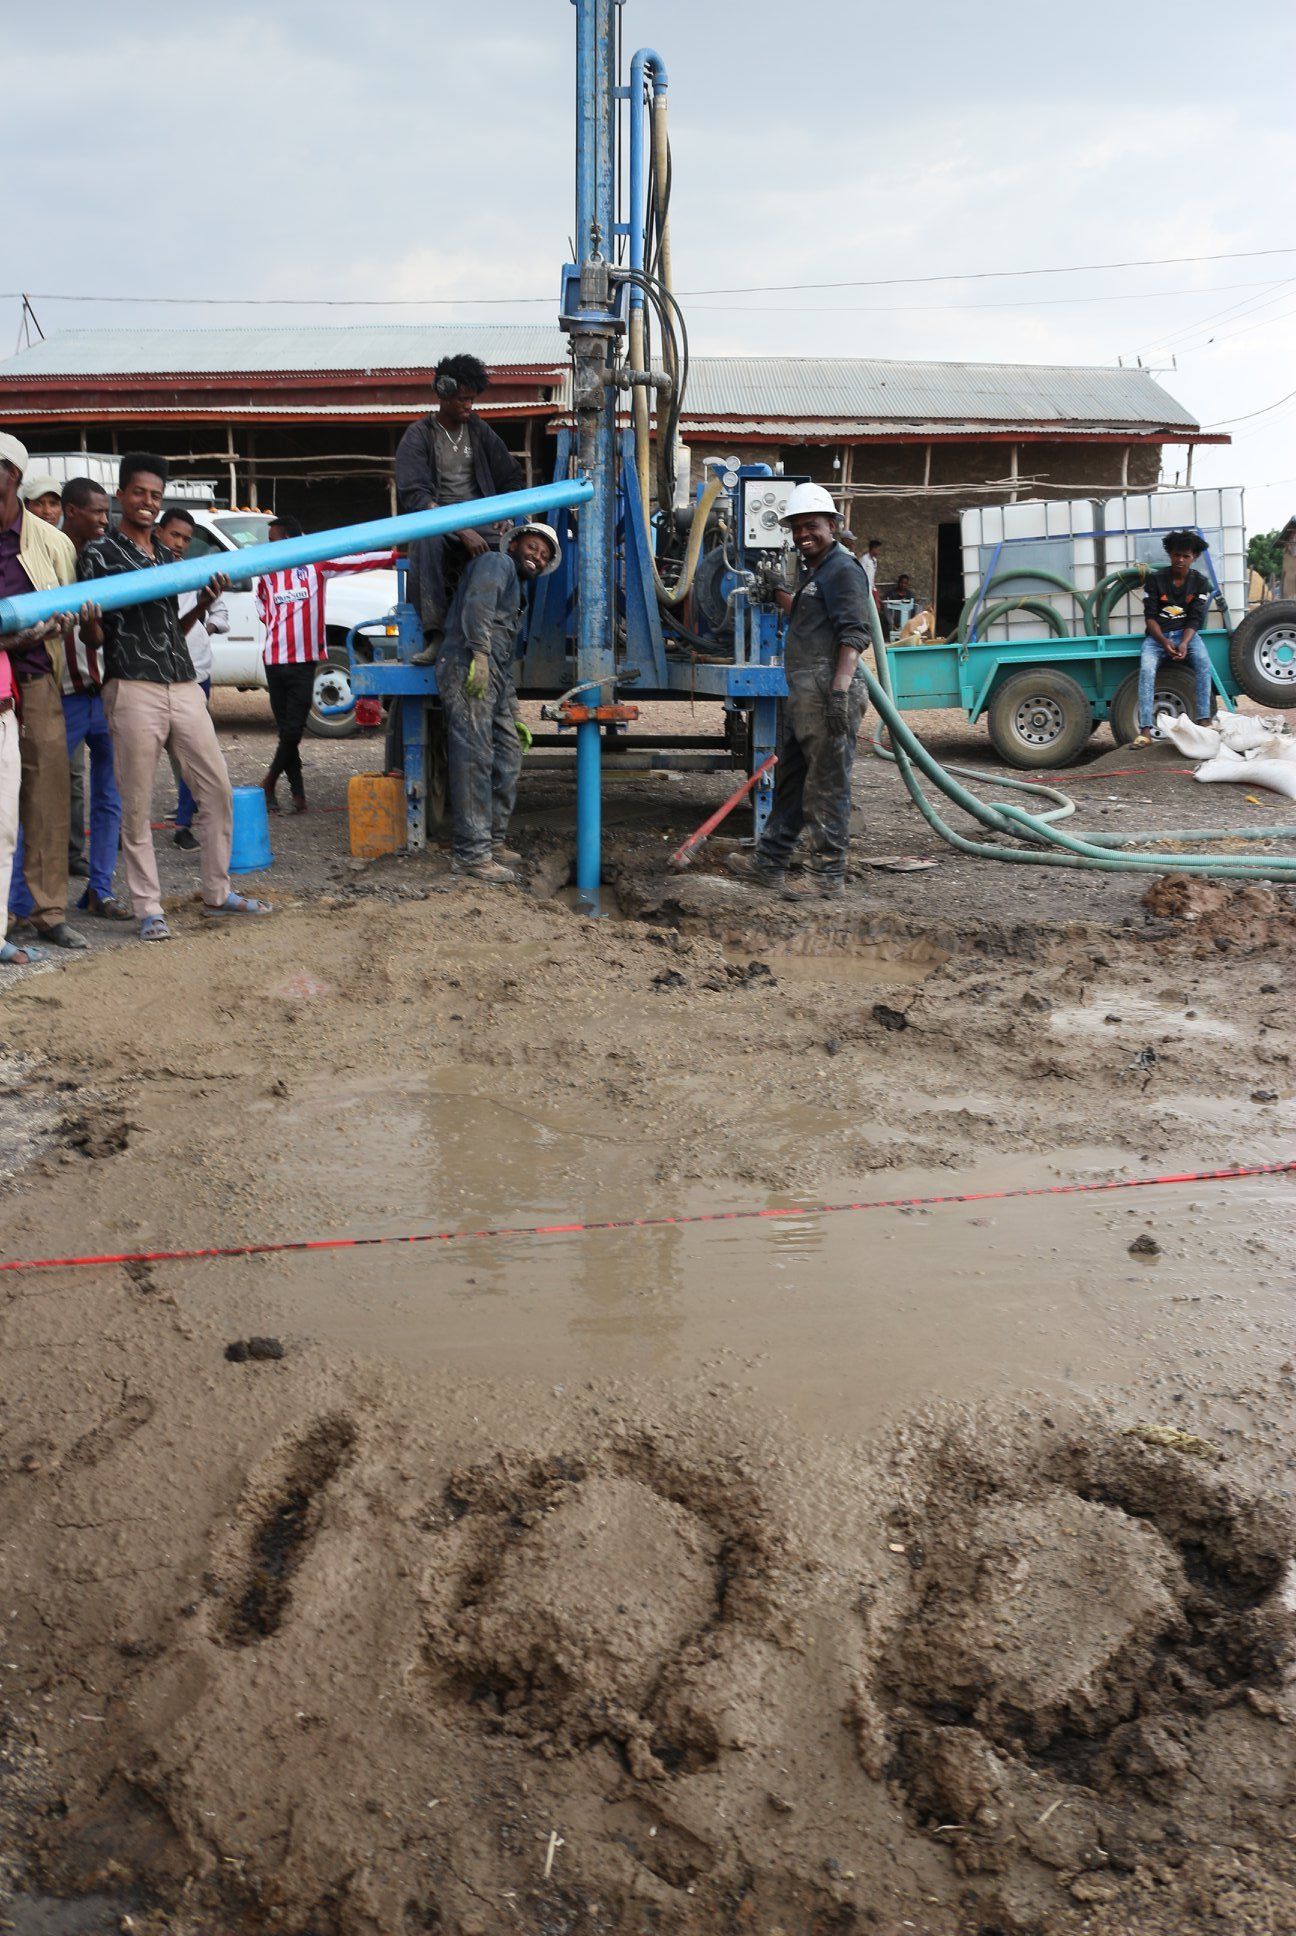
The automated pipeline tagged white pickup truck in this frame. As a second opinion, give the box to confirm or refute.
[185,509,397,738]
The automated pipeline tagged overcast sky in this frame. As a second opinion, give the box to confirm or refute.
[10,0,1296,532]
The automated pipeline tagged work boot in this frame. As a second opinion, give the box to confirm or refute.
[726,850,785,889]
[451,857,517,886]
[173,826,199,850]
[492,843,523,867]
[35,921,89,950]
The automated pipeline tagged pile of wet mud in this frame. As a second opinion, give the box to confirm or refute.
[4,1390,1295,1936]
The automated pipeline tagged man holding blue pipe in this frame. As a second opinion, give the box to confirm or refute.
[79,454,270,941]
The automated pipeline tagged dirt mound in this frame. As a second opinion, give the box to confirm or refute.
[869,1429,1296,1905]
[1142,874,1291,952]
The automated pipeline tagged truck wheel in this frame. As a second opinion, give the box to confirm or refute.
[986,669,1093,768]
[1110,666,1197,745]
[306,648,358,739]
[1227,602,1296,708]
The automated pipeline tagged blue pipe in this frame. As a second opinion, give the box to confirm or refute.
[575,717,602,897]
[0,479,594,636]
[571,0,619,897]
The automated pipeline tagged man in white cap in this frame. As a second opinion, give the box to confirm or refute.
[0,432,89,959]
[728,481,871,898]
[438,522,560,883]
[21,473,63,528]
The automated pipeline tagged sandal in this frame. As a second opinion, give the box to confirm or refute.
[1,939,48,966]
[202,893,273,918]
[1130,733,1152,748]
[139,915,172,943]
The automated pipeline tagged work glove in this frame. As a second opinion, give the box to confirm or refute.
[515,718,533,753]
[464,650,491,701]
[825,689,852,742]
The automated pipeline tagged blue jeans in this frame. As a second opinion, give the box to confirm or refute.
[1139,632,1213,730]
[9,689,122,914]
[174,678,212,827]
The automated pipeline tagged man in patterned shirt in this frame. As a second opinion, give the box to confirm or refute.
[79,453,270,941]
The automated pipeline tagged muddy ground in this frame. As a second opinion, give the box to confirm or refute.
[1,694,1294,1936]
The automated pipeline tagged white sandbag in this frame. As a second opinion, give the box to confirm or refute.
[1195,753,1296,799]
[1157,715,1221,759]
[1216,712,1290,753]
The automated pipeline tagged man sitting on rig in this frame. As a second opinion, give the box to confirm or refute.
[394,354,525,664]
[438,523,560,886]
[728,481,872,899]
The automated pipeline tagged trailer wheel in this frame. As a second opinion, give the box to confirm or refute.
[1227,602,1296,708]
[306,648,359,740]
[1109,666,1198,745]
[986,669,1093,769]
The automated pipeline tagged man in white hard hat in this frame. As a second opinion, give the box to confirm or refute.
[728,481,871,897]
[438,522,560,884]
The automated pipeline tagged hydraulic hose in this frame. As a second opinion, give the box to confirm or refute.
[957,570,1093,641]
[970,595,1071,640]
[861,598,1296,879]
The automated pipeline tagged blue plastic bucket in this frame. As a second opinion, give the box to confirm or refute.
[229,785,273,875]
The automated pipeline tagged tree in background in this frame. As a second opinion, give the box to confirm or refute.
[1248,530,1284,584]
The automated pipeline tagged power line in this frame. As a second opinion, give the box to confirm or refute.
[688,279,1284,317]
[6,245,1296,312]
[1203,385,1296,428]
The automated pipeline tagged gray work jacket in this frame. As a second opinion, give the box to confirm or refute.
[394,412,525,515]
[785,542,873,678]
[440,550,523,666]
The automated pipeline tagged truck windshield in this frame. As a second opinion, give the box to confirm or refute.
[214,514,273,549]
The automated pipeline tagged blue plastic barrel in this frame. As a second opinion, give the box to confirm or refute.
[229,786,273,875]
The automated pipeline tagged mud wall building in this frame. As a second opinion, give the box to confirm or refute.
[0,326,1223,626]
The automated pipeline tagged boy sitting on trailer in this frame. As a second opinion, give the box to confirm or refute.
[1132,529,1216,746]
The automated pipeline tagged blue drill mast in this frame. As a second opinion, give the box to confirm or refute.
[347,0,804,895]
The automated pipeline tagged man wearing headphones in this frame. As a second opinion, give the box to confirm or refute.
[394,354,525,662]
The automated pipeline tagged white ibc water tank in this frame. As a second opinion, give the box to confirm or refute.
[959,498,1101,639]
[1100,488,1247,634]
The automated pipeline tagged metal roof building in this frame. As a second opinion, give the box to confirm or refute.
[0,327,1221,606]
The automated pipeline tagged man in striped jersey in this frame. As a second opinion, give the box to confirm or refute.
[256,516,395,812]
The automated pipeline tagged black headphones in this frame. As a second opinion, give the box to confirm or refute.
[434,373,459,398]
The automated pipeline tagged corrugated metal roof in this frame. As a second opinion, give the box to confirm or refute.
[0,328,1199,431]
[679,358,1198,429]
[0,326,571,377]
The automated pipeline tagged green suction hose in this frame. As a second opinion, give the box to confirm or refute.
[862,599,1296,880]
[957,571,1093,640]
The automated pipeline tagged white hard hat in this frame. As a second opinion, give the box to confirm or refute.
[508,521,562,575]
[0,432,29,477]
[779,481,840,526]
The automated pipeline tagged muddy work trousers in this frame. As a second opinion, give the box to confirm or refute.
[265,662,317,798]
[756,670,864,881]
[436,649,523,865]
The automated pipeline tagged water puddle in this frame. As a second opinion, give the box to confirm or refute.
[1050,988,1239,1044]
[195,1075,1294,1434]
[723,930,944,990]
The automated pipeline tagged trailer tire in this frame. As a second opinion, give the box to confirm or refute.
[986,669,1093,769]
[1227,602,1296,708]
[1110,665,1198,745]
[306,647,359,740]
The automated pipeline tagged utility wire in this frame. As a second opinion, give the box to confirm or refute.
[1203,385,1296,428]
[6,245,1296,311]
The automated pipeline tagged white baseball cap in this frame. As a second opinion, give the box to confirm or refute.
[0,432,29,477]
[22,472,62,503]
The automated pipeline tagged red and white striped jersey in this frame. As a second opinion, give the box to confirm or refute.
[256,553,395,666]
[61,622,106,695]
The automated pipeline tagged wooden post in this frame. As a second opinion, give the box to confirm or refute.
[389,429,398,515]
[248,428,258,509]
[225,426,237,509]
[1009,444,1019,502]
[1120,444,1130,491]
[922,441,932,487]
[1185,443,1194,485]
